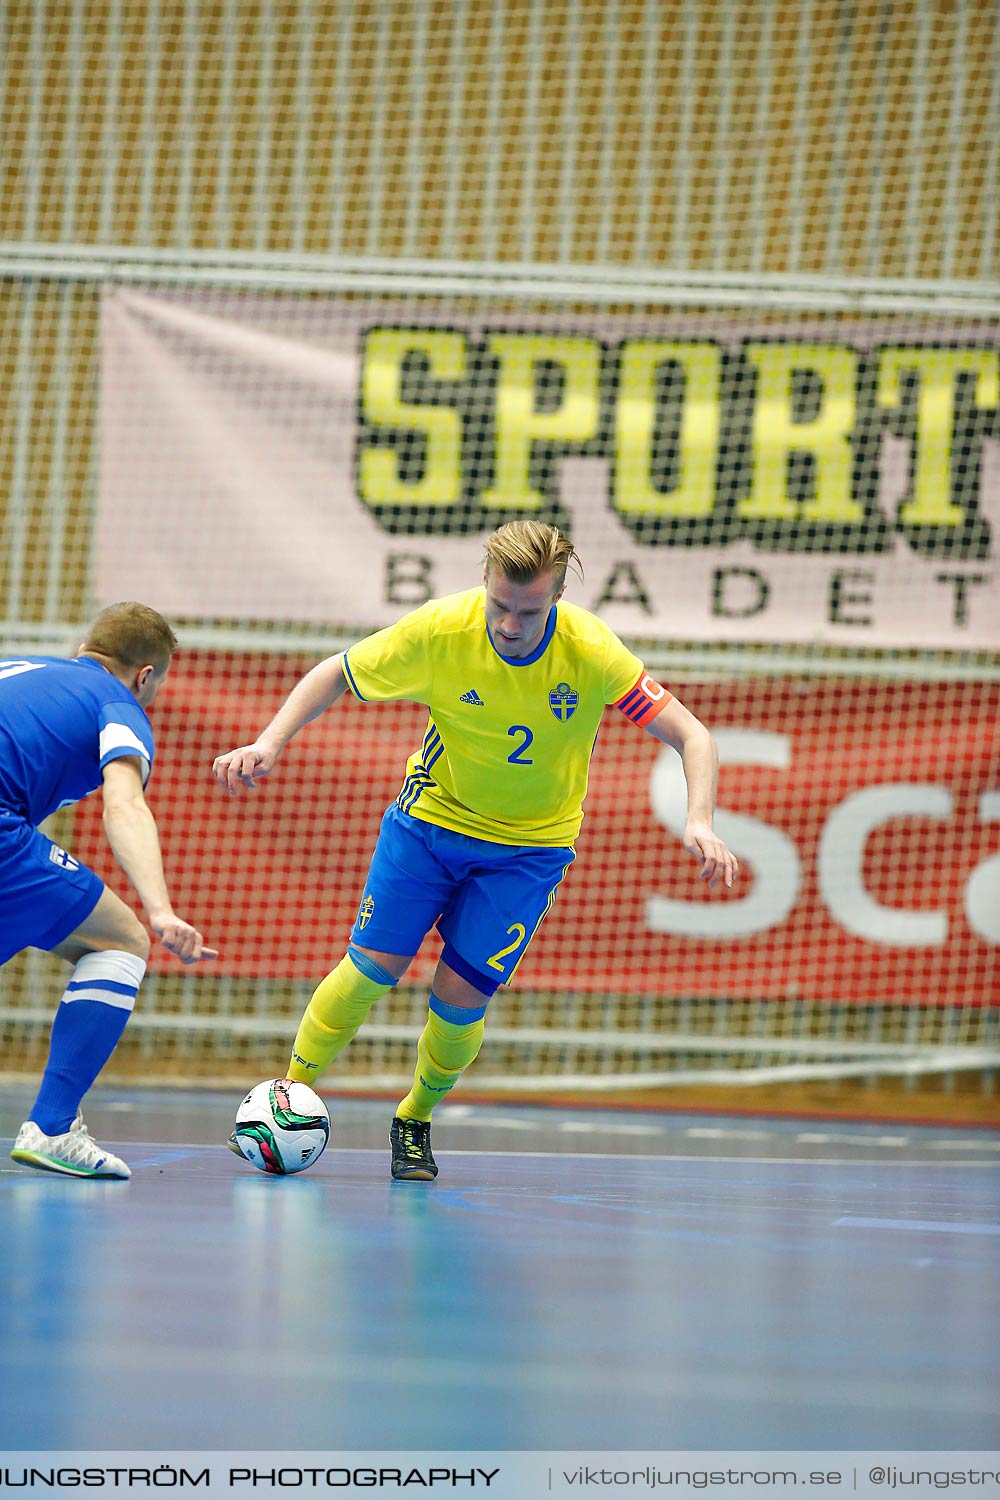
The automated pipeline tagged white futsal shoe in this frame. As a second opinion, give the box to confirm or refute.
[10,1113,131,1179]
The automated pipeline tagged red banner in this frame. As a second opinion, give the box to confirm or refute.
[72,654,1000,1006]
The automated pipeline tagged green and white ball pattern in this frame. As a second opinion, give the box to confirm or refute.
[234,1078,330,1174]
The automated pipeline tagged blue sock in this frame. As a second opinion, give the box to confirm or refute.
[30,950,146,1135]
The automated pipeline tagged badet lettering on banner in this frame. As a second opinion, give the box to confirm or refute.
[97,289,999,651]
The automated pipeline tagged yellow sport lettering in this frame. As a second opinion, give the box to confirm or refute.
[739,343,863,524]
[877,347,999,527]
[614,341,721,516]
[481,334,601,511]
[359,328,465,507]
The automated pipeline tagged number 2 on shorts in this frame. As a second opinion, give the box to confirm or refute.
[487,923,527,973]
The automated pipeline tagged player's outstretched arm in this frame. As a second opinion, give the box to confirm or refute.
[212,653,351,795]
[643,696,739,890]
[101,758,218,963]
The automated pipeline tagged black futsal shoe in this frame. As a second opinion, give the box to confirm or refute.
[389,1115,438,1180]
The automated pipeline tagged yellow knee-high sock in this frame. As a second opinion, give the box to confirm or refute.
[396,1004,486,1122]
[287,950,394,1084]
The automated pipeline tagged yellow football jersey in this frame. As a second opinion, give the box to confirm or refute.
[342,587,667,846]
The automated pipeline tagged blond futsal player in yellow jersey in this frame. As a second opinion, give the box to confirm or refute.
[213,521,738,1181]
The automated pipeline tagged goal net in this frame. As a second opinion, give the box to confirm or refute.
[0,1,997,1105]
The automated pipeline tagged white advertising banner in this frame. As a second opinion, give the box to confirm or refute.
[97,287,1000,649]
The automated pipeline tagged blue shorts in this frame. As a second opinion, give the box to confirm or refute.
[350,804,575,996]
[0,809,104,966]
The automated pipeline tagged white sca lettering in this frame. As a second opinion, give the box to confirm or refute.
[649,730,800,941]
[648,729,1000,945]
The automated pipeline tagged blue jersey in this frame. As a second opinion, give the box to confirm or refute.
[0,656,155,827]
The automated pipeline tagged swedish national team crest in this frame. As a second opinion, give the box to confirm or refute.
[548,682,579,721]
[358,894,375,929]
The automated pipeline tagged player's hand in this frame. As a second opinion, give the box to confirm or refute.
[212,740,278,795]
[683,821,739,889]
[151,911,218,964]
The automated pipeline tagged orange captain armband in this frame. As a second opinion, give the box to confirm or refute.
[614,670,672,727]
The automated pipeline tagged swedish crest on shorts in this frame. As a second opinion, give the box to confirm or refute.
[548,682,579,721]
[358,894,375,929]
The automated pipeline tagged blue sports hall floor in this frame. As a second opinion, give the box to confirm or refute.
[1,1085,998,1453]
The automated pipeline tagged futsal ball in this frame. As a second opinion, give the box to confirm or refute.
[234,1078,330,1175]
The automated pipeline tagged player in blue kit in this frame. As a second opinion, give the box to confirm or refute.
[3,602,216,1179]
[214,522,737,1181]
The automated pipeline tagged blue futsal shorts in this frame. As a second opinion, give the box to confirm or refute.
[0,809,104,966]
[349,803,575,997]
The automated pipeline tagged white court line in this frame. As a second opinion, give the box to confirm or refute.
[686,1126,772,1141]
[837,1216,1000,1236]
[796,1132,910,1148]
[439,1149,1000,1168]
[929,1138,1000,1152]
[42,1141,998,1170]
[7,1337,995,1416]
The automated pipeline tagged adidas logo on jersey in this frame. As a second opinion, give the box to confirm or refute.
[459,688,485,705]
